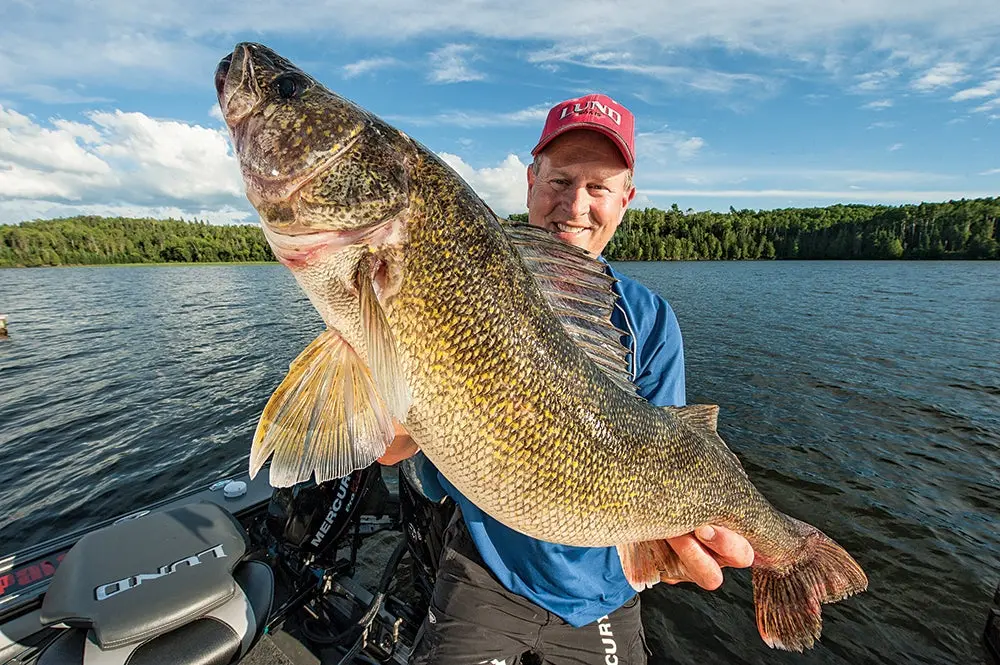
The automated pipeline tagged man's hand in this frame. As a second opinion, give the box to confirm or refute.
[662,526,754,590]
[377,420,419,465]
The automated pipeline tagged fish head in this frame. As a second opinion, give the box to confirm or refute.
[215,42,413,268]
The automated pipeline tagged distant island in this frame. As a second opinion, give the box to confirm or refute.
[1,197,997,267]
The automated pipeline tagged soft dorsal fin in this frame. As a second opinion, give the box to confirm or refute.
[663,404,748,477]
[663,404,720,432]
[502,221,636,395]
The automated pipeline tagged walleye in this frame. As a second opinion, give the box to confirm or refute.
[216,42,867,651]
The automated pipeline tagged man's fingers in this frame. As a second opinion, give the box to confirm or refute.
[665,534,724,591]
[694,525,754,569]
[659,527,754,591]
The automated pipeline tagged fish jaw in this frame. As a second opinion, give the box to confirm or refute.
[215,44,258,128]
[237,120,362,208]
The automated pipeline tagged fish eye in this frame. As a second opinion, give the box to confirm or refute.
[275,74,301,100]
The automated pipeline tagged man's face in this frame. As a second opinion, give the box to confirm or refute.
[526,130,636,258]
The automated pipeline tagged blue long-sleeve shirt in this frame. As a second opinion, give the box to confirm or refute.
[416,262,686,627]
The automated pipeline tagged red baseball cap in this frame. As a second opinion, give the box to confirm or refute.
[531,94,635,168]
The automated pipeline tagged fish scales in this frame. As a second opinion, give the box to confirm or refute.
[398,163,668,542]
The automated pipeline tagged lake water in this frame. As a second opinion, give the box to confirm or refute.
[1,261,998,664]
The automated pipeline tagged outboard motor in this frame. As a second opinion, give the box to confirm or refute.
[986,580,1000,665]
[265,465,377,563]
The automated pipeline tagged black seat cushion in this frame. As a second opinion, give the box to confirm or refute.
[234,560,274,641]
[36,533,274,665]
[40,503,248,650]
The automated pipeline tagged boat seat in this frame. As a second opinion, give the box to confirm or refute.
[36,502,273,665]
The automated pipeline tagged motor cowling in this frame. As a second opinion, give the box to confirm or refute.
[266,465,377,560]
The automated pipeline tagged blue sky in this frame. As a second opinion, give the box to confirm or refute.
[0,0,998,225]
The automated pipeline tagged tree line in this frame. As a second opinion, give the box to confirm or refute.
[0,216,275,267]
[1,197,998,267]
[514,197,999,261]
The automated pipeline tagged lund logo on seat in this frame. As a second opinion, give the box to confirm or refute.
[94,544,227,601]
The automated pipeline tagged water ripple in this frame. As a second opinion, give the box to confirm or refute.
[1,261,998,664]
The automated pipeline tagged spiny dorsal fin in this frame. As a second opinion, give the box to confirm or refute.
[502,221,635,394]
[664,404,720,432]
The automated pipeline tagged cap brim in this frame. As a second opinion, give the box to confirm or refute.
[530,121,634,169]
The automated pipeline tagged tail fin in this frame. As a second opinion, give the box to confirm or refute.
[752,519,868,652]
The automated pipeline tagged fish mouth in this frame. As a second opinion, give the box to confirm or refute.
[215,44,260,129]
[244,130,362,208]
[214,53,231,99]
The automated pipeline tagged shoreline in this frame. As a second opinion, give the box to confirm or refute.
[1,257,996,269]
[0,261,280,269]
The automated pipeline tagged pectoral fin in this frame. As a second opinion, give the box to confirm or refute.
[250,329,395,487]
[359,273,411,422]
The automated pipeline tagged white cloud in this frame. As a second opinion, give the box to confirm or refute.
[949,71,1000,101]
[389,104,550,128]
[861,99,893,110]
[528,47,772,95]
[342,57,399,78]
[436,152,527,216]
[951,87,995,101]
[911,62,969,91]
[641,188,996,201]
[89,110,242,200]
[428,44,485,84]
[638,166,957,187]
[979,168,1000,175]
[631,193,656,208]
[674,137,706,160]
[17,84,111,105]
[0,200,253,226]
[972,97,1000,113]
[852,69,900,92]
[3,0,1000,113]
[867,121,897,129]
[637,128,706,164]
[0,105,246,224]
[0,30,218,92]
[888,142,904,151]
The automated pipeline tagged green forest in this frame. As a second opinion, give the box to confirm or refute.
[0,216,275,267]
[515,197,1000,261]
[1,197,998,267]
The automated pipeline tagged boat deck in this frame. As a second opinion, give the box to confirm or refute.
[247,529,417,665]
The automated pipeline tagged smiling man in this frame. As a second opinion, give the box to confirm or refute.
[525,94,637,258]
[388,94,754,665]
